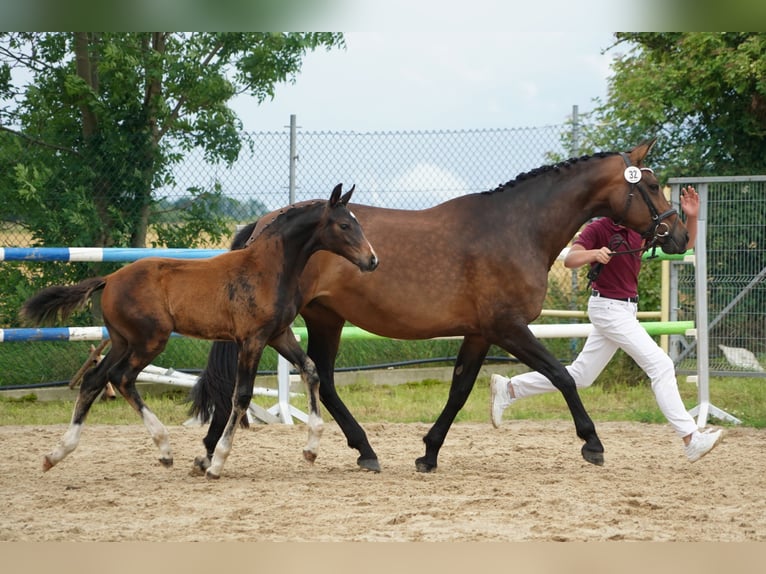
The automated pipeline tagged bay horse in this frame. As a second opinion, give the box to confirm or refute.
[20,184,379,478]
[190,138,689,472]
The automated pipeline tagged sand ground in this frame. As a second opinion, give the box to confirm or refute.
[1,420,764,542]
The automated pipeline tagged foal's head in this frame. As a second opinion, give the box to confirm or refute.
[317,183,379,272]
[605,138,689,254]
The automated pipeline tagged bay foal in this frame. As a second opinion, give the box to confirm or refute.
[21,184,378,478]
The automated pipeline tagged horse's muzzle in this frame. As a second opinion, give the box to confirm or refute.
[365,253,380,272]
[660,230,689,254]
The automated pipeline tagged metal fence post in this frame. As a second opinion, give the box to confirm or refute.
[688,183,741,426]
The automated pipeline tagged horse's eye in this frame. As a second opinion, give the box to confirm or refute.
[339,223,350,230]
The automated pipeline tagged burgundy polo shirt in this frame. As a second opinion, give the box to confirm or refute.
[575,218,642,300]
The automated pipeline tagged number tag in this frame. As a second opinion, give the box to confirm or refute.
[624,166,642,184]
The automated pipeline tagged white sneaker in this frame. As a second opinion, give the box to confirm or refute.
[490,374,515,428]
[684,428,723,462]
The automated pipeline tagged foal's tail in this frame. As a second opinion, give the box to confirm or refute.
[20,277,107,326]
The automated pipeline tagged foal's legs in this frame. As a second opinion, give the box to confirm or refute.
[110,349,173,467]
[269,329,324,463]
[42,350,122,471]
[416,335,490,472]
[304,312,380,471]
[205,338,264,479]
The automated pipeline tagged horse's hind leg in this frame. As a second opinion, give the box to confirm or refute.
[43,352,120,471]
[271,330,324,463]
[417,335,489,473]
[110,353,174,467]
[500,325,604,465]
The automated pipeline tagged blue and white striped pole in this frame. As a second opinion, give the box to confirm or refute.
[0,247,226,262]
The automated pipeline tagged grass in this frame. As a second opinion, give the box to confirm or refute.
[1,370,764,429]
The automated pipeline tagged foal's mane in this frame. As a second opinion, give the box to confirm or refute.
[246,199,326,244]
[483,151,617,195]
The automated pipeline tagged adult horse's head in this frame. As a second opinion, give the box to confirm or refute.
[603,138,688,254]
[318,183,379,272]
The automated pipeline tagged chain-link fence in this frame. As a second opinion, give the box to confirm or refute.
[170,125,569,212]
[2,123,579,387]
[5,121,764,389]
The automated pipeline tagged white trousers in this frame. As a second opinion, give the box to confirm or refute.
[510,296,698,438]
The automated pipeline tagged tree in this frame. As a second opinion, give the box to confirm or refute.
[0,32,343,326]
[576,33,766,179]
[576,33,766,352]
[0,32,344,250]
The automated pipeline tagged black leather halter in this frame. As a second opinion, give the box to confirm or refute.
[613,152,678,256]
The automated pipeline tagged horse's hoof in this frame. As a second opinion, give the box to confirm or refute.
[159,457,174,468]
[581,445,605,466]
[205,470,220,480]
[190,456,209,476]
[415,457,436,473]
[357,456,381,473]
[42,456,54,472]
[303,449,317,464]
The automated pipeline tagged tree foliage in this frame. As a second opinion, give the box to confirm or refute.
[0,32,344,249]
[573,33,766,350]
[577,33,766,180]
[0,32,343,326]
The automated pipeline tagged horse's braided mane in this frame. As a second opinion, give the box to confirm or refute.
[484,151,617,195]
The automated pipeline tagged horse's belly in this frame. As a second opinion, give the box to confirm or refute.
[317,293,476,340]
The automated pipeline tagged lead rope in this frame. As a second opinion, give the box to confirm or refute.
[585,233,654,289]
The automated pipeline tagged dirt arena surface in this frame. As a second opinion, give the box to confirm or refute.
[1,420,764,542]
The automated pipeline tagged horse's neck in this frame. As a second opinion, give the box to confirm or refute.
[500,165,613,261]
[256,213,321,280]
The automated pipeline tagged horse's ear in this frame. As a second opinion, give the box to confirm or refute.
[629,137,657,165]
[329,183,343,206]
[340,184,355,206]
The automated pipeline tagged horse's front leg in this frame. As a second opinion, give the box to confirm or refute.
[417,336,489,473]
[205,339,263,479]
[270,329,324,463]
[305,315,380,472]
[502,325,604,466]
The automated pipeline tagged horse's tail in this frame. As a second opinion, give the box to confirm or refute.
[19,277,107,326]
[187,339,247,427]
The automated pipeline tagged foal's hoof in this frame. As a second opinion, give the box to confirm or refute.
[303,449,317,464]
[205,470,220,480]
[357,456,381,473]
[159,456,174,468]
[415,456,436,473]
[190,456,210,476]
[581,444,605,466]
[42,455,54,472]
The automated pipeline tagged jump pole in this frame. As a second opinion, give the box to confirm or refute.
[3,246,698,424]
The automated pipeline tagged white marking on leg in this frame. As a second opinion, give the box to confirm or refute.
[141,406,173,465]
[44,423,83,470]
[303,411,324,462]
[206,433,233,478]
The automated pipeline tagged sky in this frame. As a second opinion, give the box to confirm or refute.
[231,10,624,133]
